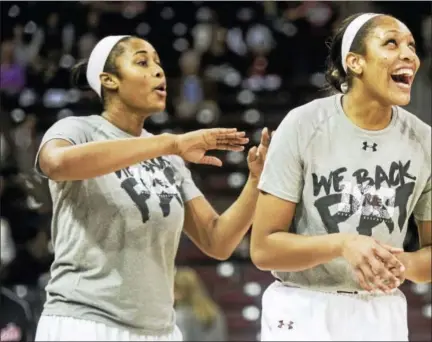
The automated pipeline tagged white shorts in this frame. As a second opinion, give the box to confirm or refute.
[35,315,183,341]
[260,281,408,341]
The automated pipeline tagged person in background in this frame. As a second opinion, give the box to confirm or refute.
[0,287,34,342]
[174,267,227,341]
[0,40,26,95]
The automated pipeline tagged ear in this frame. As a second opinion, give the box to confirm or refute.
[100,72,119,91]
[345,52,365,76]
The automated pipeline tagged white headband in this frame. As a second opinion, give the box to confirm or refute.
[341,13,380,73]
[86,35,130,97]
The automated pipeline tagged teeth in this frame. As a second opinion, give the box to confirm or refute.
[393,68,413,76]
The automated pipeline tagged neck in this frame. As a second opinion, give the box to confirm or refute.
[102,99,149,137]
[342,86,393,131]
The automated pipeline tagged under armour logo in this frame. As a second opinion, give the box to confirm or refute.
[362,141,377,152]
[278,320,294,329]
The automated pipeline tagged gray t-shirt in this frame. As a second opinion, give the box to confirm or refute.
[35,115,202,335]
[258,94,431,292]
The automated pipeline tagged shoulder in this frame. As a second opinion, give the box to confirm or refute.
[275,95,338,150]
[395,106,431,158]
[54,115,93,126]
[43,115,103,141]
[396,106,431,136]
[47,115,99,132]
[37,115,105,151]
[278,95,338,130]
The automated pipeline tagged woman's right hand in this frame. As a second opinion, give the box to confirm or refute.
[340,234,405,293]
[174,128,249,166]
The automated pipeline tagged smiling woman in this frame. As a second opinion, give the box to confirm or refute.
[250,13,431,342]
[325,14,419,107]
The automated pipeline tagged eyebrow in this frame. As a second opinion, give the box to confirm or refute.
[384,29,414,39]
[134,50,148,55]
[133,50,161,59]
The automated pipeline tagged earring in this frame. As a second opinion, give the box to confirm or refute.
[340,82,349,94]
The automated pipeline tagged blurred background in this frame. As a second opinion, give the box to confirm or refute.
[0,1,431,341]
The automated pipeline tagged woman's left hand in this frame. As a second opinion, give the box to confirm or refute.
[377,242,406,290]
[247,127,272,179]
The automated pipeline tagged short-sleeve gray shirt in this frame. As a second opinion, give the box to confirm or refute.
[35,115,202,335]
[258,94,431,292]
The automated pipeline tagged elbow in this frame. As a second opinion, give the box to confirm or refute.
[206,245,232,261]
[40,152,66,181]
[197,238,232,261]
[212,252,231,261]
[199,219,233,261]
[250,244,272,271]
[202,249,231,261]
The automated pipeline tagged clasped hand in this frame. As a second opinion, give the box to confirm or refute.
[341,234,405,293]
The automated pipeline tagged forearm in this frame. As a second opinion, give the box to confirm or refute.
[43,134,176,181]
[398,246,432,283]
[211,175,260,258]
[252,231,346,272]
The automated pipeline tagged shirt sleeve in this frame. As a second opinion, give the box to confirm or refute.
[170,156,203,203]
[34,116,91,177]
[413,176,431,221]
[258,110,304,203]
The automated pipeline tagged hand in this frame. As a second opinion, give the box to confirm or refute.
[386,247,409,287]
[247,127,272,179]
[387,266,406,288]
[341,235,405,293]
[174,128,249,167]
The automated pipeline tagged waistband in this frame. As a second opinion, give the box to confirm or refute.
[274,278,400,297]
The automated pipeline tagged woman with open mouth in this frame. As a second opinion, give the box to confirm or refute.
[251,12,430,342]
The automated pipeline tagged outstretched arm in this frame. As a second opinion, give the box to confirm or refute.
[39,135,177,181]
[37,117,247,181]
